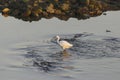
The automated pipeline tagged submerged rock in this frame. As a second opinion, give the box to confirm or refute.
[0,0,120,22]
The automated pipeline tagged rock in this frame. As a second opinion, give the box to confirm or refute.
[2,8,10,13]
[0,0,120,21]
[61,3,70,11]
[106,29,111,32]
[103,12,107,15]
[46,3,55,13]
[2,8,10,17]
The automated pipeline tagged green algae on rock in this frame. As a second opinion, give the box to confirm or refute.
[0,0,120,22]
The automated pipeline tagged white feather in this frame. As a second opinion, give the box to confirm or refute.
[55,36,73,50]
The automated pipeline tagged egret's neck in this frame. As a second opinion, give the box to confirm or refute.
[57,38,60,43]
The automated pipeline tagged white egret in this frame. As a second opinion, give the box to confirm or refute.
[55,36,73,50]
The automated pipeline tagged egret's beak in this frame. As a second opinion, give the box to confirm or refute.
[51,36,57,43]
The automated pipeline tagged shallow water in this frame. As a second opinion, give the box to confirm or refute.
[0,11,120,80]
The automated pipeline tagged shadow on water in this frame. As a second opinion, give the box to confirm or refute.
[18,33,120,72]
[22,48,74,72]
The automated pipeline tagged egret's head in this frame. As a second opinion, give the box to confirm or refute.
[51,35,60,43]
[55,35,60,40]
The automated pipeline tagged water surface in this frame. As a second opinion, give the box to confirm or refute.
[0,11,120,80]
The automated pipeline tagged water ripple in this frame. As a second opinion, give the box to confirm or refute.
[18,33,120,72]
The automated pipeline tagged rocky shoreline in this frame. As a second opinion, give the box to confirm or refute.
[0,0,120,22]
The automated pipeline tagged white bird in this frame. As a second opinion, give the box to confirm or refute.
[55,36,73,50]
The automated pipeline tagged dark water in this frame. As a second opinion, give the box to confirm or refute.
[18,33,120,72]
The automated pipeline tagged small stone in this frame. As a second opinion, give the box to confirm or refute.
[61,3,70,11]
[46,4,55,13]
[2,8,10,13]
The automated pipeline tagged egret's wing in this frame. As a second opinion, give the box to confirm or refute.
[59,40,73,47]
